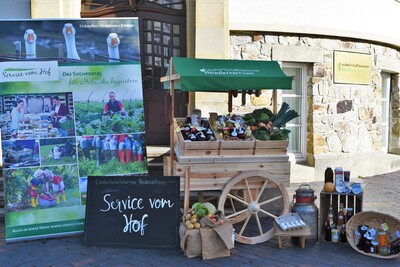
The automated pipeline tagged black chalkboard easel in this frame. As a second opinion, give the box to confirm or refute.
[84,175,180,249]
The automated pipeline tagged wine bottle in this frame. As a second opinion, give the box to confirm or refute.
[324,167,334,184]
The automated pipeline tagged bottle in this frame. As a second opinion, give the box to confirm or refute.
[231,128,238,138]
[331,229,340,243]
[337,203,345,227]
[324,216,332,241]
[363,235,373,253]
[377,225,389,247]
[206,128,215,141]
[344,171,351,188]
[196,131,206,141]
[340,225,347,243]
[388,230,400,244]
[335,167,345,193]
[370,241,379,254]
[346,208,354,222]
[324,167,334,184]
[328,202,336,229]
[237,128,245,140]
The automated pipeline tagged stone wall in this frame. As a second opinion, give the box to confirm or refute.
[228,33,400,177]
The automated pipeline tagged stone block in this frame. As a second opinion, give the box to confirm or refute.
[272,45,324,63]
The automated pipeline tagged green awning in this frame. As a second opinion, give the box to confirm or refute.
[163,57,292,92]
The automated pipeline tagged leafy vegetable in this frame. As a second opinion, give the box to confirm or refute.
[244,102,299,140]
[272,102,299,128]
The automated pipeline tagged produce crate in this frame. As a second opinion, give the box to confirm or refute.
[174,118,220,156]
[319,190,363,241]
[218,135,255,155]
[253,139,289,155]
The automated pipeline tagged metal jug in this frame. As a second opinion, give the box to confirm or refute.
[291,184,319,242]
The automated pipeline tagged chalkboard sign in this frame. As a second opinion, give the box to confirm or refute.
[84,175,180,249]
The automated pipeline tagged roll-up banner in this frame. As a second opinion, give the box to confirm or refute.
[0,18,147,242]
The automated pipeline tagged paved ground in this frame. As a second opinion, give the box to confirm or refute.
[1,170,400,266]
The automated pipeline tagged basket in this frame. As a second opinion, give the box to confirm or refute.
[38,197,57,207]
[346,211,400,259]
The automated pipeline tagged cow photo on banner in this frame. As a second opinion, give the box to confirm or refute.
[0,18,146,242]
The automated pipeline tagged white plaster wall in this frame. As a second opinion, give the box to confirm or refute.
[229,0,400,48]
[31,0,81,18]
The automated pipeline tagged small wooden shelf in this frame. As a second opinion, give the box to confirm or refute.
[319,190,363,241]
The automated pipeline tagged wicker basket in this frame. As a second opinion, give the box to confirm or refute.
[346,211,400,259]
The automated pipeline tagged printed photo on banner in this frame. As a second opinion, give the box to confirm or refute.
[2,139,40,168]
[0,19,139,64]
[0,18,145,242]
[74,89,144,136]
[0,93,75,141]
[77,133,147,177]
[39,137,77,166]
[4,165,80,213]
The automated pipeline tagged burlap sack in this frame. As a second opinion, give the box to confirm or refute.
[199,215,221,228]
[179,223,202,258]
[180,209,234,260]
[200,222,234,260]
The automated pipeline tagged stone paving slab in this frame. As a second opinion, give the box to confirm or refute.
[1,170,400,266]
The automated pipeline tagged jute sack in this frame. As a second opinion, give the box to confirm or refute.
[180,209,234,260]
[199,221,233,260]
[179,223,202,258]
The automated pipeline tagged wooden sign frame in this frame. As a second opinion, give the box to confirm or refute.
[84,175,180,249]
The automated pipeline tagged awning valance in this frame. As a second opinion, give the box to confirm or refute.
[162,57,292,92]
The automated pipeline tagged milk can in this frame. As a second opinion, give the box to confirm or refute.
[291,184,319,242]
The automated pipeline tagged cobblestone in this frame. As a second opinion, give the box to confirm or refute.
[1,170,400,266]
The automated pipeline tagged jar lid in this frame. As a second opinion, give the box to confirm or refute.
[352,183,363,194]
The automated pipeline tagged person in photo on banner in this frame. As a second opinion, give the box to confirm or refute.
[103,91,126,115]
[102,136,111,162]
[28,169,44,208]
[118,134,126,163]
[51,96,69,137]
[137,142,143,163]
[44,169,66,204]
[92,135,102,166]
[11,99,30,131]
[124,134,132,163]
[109,135,118,160]
[80,136,92,160]
[130,135,137,162]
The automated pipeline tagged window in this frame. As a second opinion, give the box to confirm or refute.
[143,19,182,85]
[281,64,307,162]
[381,72,391,152]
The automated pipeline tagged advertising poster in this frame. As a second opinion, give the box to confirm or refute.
[0,18,146,242]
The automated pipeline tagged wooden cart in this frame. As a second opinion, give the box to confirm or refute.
[161,57,293,244]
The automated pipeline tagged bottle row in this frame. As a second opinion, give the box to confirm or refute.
[354,225,400,256]
[324,167,362,195]
[324,202,353,243]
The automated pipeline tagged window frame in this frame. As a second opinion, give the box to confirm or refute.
[281,63,308,162]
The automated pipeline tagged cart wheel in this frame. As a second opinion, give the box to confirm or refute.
[218,171,289,244]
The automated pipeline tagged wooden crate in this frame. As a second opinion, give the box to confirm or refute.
[174,118,220,156]
[219,139,255,155]
[253,139,289,155]
[163,156,291,191]
[319,191,363,242]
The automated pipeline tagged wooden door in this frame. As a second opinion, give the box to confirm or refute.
[81,0,188,145]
